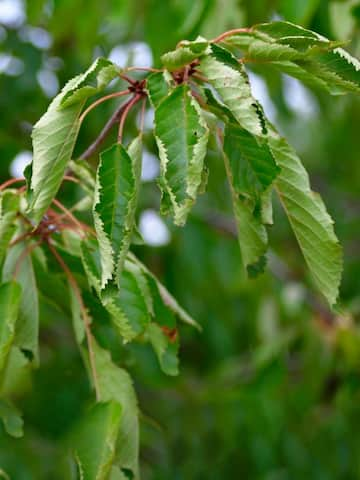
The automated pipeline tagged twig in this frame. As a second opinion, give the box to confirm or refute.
[119,73,136,85]
[51,198,90,237]
[79,97,137,160]
[117,94,142,144]
[0,178,26,191]
[47,241,101,401]
[212,27,252,43]
[79,90,130,124]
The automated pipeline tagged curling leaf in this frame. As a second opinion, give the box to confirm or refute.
[200,43,267,136]
[93,137,142,289]
[154,84,209,225]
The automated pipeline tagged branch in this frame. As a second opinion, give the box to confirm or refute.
[79,96,137,160]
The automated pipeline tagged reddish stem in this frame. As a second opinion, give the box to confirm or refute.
[117,94,142,144]
[212,27,252,43]
[79,90,131,124]
[0,178,26,191]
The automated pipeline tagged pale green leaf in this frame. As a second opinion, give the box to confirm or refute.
[94,342,139,479]
[73,401,122,480]
[93,138,142,289]
[61,57,119,108]
[0,399,23,438]
[29,59,118,225]
[0,282,21,373]
[146,71,171,108]
[0,347,31,397]
[2,236,39,362]
[161,37,208,71]
[0,191,19,266]
[200,43,267,137]
[269,131,342,305]
[154,84,209,225]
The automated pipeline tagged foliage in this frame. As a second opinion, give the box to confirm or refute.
[0,1,360,479]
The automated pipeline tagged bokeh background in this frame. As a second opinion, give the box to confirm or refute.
[1,0,360,478]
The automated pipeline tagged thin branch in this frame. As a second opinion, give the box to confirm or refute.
[51,198,90,237]
[117,94,142,144]
[119,73,137,85]
[47,241,101,401]
[79,96,137,160]
[212,27,252,43]
[0,178,25,191]
[79,90,130,124]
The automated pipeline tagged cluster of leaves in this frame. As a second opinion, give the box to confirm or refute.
[0,21,359,479]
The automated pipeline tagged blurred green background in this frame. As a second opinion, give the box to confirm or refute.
[1,0,360,478]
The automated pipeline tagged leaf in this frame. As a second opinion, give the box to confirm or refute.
[225,21,360,95]
[154,84,209,225]
[103,261,152,342]
[94,342,139,479]
[0,399,23,438]
[146,71,171,108]
[0,282,21,373]
[0,347,31,397]
[0,191,19,266]
[223,124,280,203]
[93,137,142,289]
[147,323,179,376]
[222,124,279,275]
[200,43,267,137]
[72,401,122,480]
[269,131,342,306]
[2,236,39,362]
[29,59,118,225]
[161,37,208,71]
[129,253,201,331]
[61,57,119,108]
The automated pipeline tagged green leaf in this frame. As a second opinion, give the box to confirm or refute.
[269,131,342,306]
[103,261,152,342]
[94,342,139,479]
[147,323,179,376]
[161,37,208,71]
[146,71,171,108]
[93,138,142,289]
[0,282,21,373]
[29,59,118,226]
[0,191,19,266]
[200,43,267,137]
[0,399,23,438]
[154,84,209,225]
[0,347,31,397]
[223,124,280,203]
[2,236,39,362]
[222,124,279,275]
[72,401,122,480]
[61,57,119,108]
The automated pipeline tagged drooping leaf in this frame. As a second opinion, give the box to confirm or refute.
[93,137,142,289]
[0,399,23,438]
[29,59,118,225]
[2,236,39,362]
[222,124,279,275]
[94,342,139,479]
[223,123,280,203]
[0,282,21,373]
[147,323,179,376]
[200,43,267,136]
[269,130,342,306]
[72,401,122,480]
[154,84,209,225]
[0,191,20,266]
